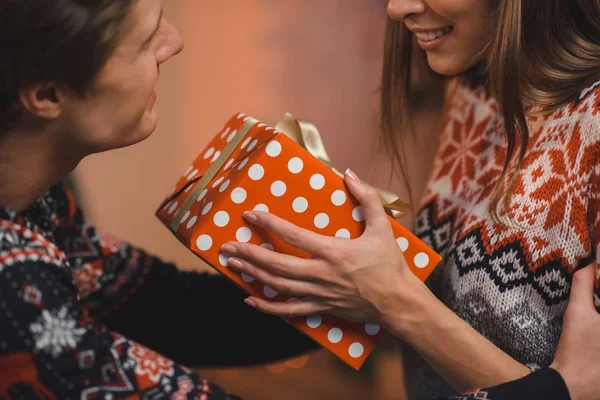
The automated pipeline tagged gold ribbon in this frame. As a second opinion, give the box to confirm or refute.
[276,113,411,219]
[171,113,410,233]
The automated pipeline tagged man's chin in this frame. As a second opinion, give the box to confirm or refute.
[99,117,158,154]
[132,112,159,144]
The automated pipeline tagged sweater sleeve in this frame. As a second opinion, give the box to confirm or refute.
[0,259,241,400]
[436,368,571,400]
[55,188,317,368]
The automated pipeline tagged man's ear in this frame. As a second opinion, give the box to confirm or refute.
[19,82,64,120]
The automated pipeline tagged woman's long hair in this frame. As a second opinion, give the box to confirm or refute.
[381,0,600,220]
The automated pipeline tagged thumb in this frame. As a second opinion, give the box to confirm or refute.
[568,262,597,312]
[343,169,390,234]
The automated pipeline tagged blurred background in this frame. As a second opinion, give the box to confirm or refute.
[71,1,445,399]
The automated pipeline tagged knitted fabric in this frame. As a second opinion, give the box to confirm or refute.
[404,78,600,399]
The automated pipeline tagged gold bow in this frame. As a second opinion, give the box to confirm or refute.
[171,113,410,232]
[276,113,411,219]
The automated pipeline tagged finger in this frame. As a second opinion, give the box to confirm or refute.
[343,169,391,234]
[242,210,334,256]
[569,262,597,312]
[244,296,328,318]
[221,242,321,280]
[227,257,322,297]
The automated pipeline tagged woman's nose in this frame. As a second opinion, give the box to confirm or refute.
[387,0,427,21]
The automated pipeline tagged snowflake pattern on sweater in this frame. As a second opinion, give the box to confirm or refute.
[0,185,242,399]
[404,79,600,399]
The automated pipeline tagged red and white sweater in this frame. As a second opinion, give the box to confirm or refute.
[406,78,600,399]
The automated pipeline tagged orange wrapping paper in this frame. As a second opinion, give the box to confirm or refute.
[156,112,441,370]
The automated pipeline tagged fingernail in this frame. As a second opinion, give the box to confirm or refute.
[228,258,243,268]
[221,244,237,254]
[244,298,257,307]
[345,168,359,181]
[243,211,258,222]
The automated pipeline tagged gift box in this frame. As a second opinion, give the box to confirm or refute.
[156,112,441,370]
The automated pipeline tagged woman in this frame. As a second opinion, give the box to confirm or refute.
[221,0,600,398]
[0,0,318,398]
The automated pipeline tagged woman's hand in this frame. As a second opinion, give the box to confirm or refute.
[550,262,600,400]
[219,169,425,324]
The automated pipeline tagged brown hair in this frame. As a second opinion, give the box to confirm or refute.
[381,0,600,220]
[0,0,136,131]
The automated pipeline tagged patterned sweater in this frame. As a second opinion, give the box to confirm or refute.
[406,78,600,399]
[0,184,316,399]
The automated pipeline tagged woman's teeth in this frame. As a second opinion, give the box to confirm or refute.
[415,27,453,42]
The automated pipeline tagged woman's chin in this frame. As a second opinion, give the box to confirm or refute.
[426,54,471,77]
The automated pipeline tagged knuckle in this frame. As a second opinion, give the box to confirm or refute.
[323,245,347,264]
[364,187,380,202]
[270,258,287,273]
[282,229,303,246]
[274,277,290,294]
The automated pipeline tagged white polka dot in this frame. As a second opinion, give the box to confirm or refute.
[247,139,258,152]
[241,273,255,283]
[396,237,409,252]
[241,137,251,149]
[266,141,282,157]
[292,197,309,213]
[219,253,230,266]
[352,206,365,222]
[270,181,287,197]
[184,184,193,193]
[331,190,347,206]
[219,179,230,192]
[202,202,213,215]
[248,164,265,181]
[237,158,249,170]
[196,235,213,251]
[231,188,247,204]
[314,213,330,229]
[306,314,322,328]
[187,169,199,180]
[310,174,325,190]
[365,323,380,336]
[220,127,230,139]
[236,227,252,243]
[227,130,237,142]
[204,147,215,159]
[335,229,351,239]
[211,151,221,163]
[288,157,304,174]
[261,243,274,251]
[263,286,278,298]
[168,202,178,215]
[414,253,429,269]
[349,343,364,358]
[254,204,269,212]
[162,201,172,211]
[186,216,198,229]
[212,177,224,188]
[224,159,234,170]
[328,328,343,343]
[183,166,193,177]
[213,211,230,227]
[197,189,207,202]
[180,211,190,224]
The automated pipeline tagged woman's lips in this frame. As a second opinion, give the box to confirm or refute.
[414,26,454,51]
